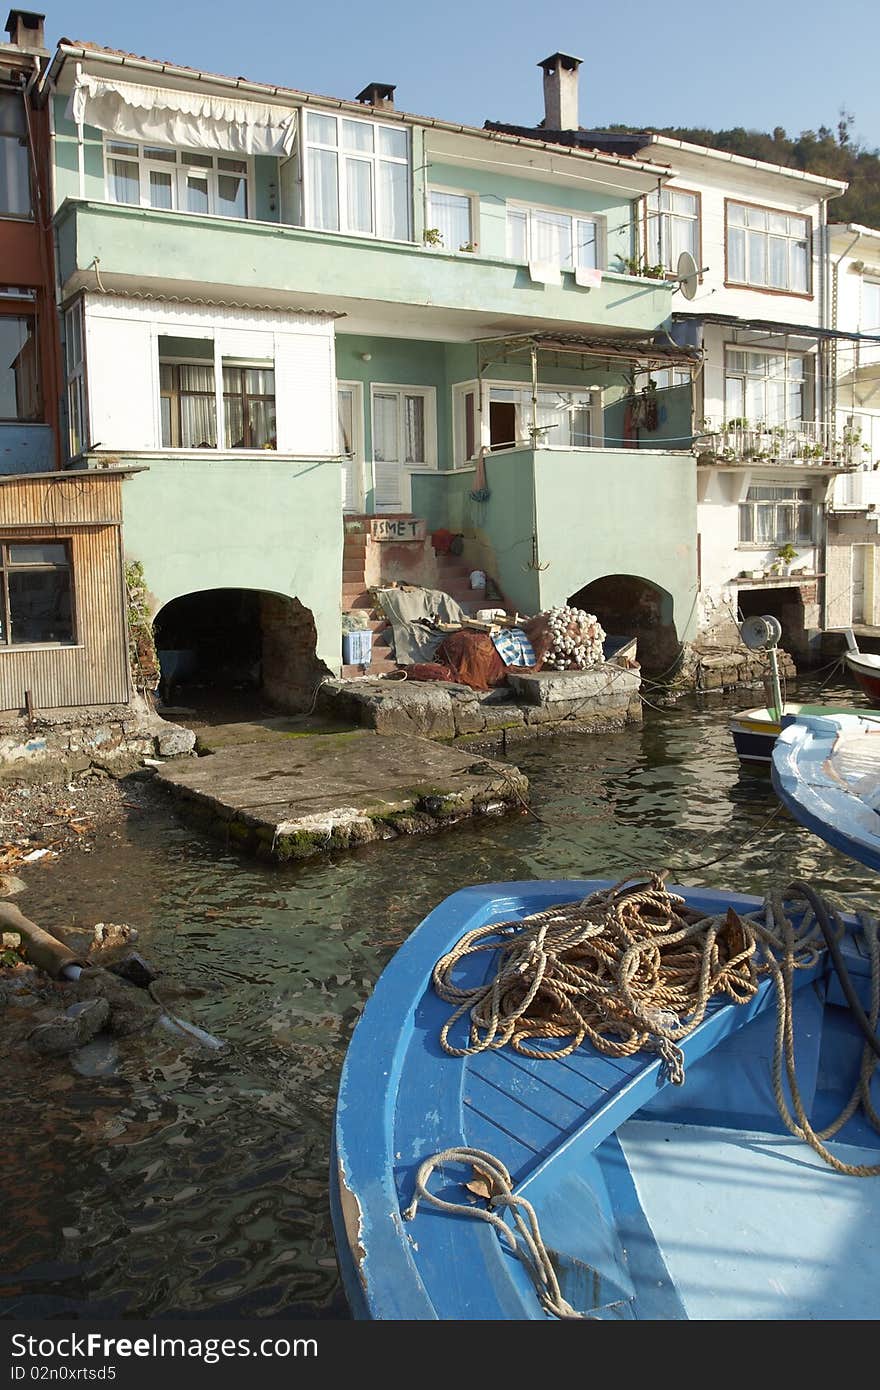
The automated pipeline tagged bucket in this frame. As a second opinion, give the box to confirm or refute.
[477,608,506,622]
[469,570,486,590]
[342,630,373,665]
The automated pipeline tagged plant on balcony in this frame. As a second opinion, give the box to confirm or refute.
[622,255,665,280]
[776,543,798,576]
[423,227,443,247]
[458,242,478,253]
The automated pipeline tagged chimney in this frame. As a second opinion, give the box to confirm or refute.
[538,52,582,131]
[355,82,396,111]
[4,9,46,51]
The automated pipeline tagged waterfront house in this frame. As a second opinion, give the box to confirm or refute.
[42,40,702,692]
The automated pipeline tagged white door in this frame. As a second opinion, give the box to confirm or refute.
[337,382,364,513]
[371,387,431,514]
[852,544,873,623]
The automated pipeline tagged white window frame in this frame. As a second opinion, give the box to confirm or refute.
[452,380,480,468]
[426,187,478,253]
[862,278,880,334]
[483,378,603,451]
[103,138,253,220]
[64,301,86,458]
[645,188,699,271]
[505,201,605,272]
[634,367,691,392]
[155,332,277,452]
[738,484,816,546]
[723,344,811,428]
[726,200,812,295]
[369,383,437,470]
[302,111,412,242]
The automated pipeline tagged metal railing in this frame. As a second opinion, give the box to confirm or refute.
[695,418,864,467]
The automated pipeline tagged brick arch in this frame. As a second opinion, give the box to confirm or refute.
[568,574,680,676]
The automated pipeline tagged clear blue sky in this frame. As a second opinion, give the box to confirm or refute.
[46,0,880,147]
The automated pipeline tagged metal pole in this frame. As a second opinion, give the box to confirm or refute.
[769,646,784,724]
[530,341,538,442]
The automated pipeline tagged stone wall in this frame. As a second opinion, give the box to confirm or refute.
[260,595,331,711]
[0,696,195,782]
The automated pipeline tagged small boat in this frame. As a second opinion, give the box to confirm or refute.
[331,875,879,1320]
[773,711,880,871]
[731,701,880,764]
[841,628,880,703]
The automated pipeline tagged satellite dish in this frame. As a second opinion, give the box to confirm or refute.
[740,614,782,651]
[676,250,700,301]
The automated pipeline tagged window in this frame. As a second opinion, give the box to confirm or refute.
[105,140,250,219]
[0,314,40,421]
[303,111,410,241]
[646,188,699,270]
[64,302,85,457]
[0,91,30,217]
[222,363,276,449]
[726,202,811,294]
[0,542,74,646]
[372,387,434,466]
[738,485,815,545]
[487,384,598,450]
[863,280,880,333]
[506,204,601,271]
[453,382,478,466]
[724,348,809,426]
[634,367,691,392]
[157,336,276,450]
[427,190,474,251]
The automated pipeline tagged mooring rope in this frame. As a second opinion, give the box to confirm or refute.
[406,874,880,1318]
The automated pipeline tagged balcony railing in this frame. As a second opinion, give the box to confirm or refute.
[696,419,867,468]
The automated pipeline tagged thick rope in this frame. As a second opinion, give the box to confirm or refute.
[402,1148,593,1320]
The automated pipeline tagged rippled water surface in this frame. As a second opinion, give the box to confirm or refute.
[3,677,877,1318]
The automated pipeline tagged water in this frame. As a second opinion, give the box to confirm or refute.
[2,676,877,1319]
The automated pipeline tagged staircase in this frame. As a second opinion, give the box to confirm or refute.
[340,516,489,678]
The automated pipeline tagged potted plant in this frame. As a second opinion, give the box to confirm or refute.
[776,543,798,576]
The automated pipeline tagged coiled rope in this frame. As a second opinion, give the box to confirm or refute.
[405,875,880,1319]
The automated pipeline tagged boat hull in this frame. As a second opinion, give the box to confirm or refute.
[846,651,880,701]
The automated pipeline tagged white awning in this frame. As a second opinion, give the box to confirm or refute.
[66,75,297,156]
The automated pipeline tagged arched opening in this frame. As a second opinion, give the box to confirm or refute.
[153,588,327,719]
[568,574,680,677]
[737,586,805,664]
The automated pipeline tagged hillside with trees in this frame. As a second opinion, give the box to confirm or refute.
[609,114,880,227]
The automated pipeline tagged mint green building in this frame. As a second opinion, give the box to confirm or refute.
[44,42,699,696]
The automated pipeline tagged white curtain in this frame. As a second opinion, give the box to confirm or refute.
[429,192,470,251]
[345,157,373,235]
[67,75,297,156]
[403,395,424,463]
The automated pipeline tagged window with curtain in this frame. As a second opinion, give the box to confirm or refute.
[222,363,276,449]
[487,384,596,448]
[304,110,411,241]
[0,314,41,421]
[105,139,250,218]
[724,348,808,426]
[506,203,601,271]
[0,91,30,217]
[427,190,474,251]
[738,485,814,545]
[726,202,811,294]
[371,387,435,466]
[159,336,217,448]
[646,188,698,269]
[0,542,74,645]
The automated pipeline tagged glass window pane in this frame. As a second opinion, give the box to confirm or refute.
[179,364,215,392]
[746,206,768,230]
[672,192,696,216]
[725,376,744,420]
[403,394,425,462]
[646,212,661,264]
[726,350,746,372]
[244,367,274,394]
[378,126,408,160]
[106,140,137,155]
[788,355,806,379]
[373,393,398,461]
[223,392,244,448]
[185,153,213,169]
[8,567,72,644]
[217,157,247,173]
[728,226,745,281]
[738,503,754,542]
[864,282,880,331]
[144,146,177,163]
[109,158,139,205]
[0,316,39,421]
[306,111,338,146]
[768,212,788,234]
[9,543,67,564]
[342,119,373,152]
[0,134,30,216]
[428,190,471,249]
[185,175,209,215]
[766,379,786,424]
[775,506,795,543]
[160,394,172,447]
[769,236,787,288]
[532,210,572,269]
[748,230,766,284]
[180,393,217,447]
[248,398,276,449]
[797,504,813,541]
[507,208,527,261]
[217,173,247,218]
[308,147,339,230]
[575,219,598,269]
[345,156,374,234]
[791,241,808,292]
[756,504,776,544]
[746,376,764,421]
[791,216,809,238]
[727,203,746,227]
[149,169,173,209]
[377,158,409,239]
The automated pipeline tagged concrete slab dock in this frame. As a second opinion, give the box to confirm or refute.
[154,730,528,861]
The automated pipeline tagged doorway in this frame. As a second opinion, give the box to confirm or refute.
[489,399,518,450]
[852,544,874,624]
[338,382,364,513]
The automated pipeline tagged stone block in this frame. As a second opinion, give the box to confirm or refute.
[508,666,640,707]
[155,724,197,758]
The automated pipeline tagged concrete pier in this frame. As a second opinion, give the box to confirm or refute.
[154,730,528,861]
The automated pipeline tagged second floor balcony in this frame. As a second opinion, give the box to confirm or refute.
[695,418,867,470]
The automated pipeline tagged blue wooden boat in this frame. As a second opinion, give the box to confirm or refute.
[773,711,880,871]
[331,877,879,1320]
[730,701,880,765]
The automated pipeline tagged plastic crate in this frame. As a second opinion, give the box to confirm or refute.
[342,629,373,665]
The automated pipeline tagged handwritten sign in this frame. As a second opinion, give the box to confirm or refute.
[370,518,427,543]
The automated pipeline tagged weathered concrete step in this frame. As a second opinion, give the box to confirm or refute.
[154,731,527,862]
[340,660,398,677]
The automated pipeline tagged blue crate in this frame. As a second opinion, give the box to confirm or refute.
[342,629,373,665]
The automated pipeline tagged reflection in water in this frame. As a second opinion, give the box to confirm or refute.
[2,678,876,1317]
